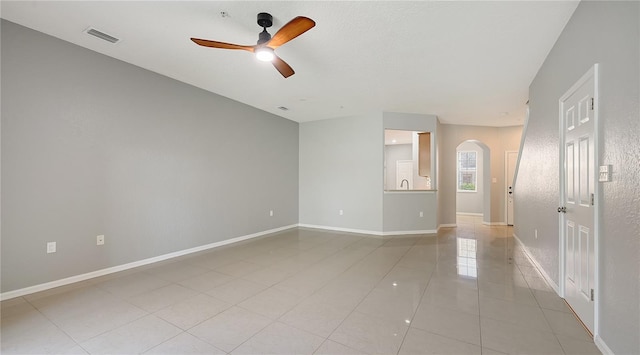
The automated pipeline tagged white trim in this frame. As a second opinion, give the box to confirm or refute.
[382,229,437,236]
[594,335,614,355]
[456,212,483,217]
[482,221,507,226]
[438,224,457,229]
[593,64,601,341]
[558,64,600,338]
[558,72,566,299]
[383,190,436,194]
[297,224,436,237]
[0,224,297,301]
[298,224,384,236]
[513,233,560,293]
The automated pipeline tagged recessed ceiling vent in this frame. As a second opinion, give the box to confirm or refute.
[85,27,120,44]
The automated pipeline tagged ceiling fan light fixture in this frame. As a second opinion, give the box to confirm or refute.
[255,47,275,62]
[191,14,315,77]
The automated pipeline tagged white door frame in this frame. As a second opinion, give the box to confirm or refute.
[558,64,600,338]
[504,150,518,225]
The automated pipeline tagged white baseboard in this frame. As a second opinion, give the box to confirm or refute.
[0,224,297,301]
[456,212,484,216]
[298,224,437,237]
[482,221,507,226]
[513,233,560,293]
[298,223,383,236]
[438,224,457,229]
[594,334,614,355]
[382,229,437,236]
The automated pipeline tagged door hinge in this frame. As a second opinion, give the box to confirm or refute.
[590,97,595,110]
[591,193,595,206]
[590,289,594,301]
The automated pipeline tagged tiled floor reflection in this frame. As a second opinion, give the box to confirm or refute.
[1,216,601,354]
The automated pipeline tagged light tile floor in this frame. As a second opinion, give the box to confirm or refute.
[1,216,601,354]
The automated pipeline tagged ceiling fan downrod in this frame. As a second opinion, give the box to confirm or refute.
[257,12,273,45]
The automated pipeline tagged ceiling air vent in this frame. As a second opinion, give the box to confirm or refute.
[85,27,120,44]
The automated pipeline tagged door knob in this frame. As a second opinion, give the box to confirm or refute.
[557,207,567,213]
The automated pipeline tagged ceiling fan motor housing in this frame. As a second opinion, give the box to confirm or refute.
[257,13,273,44]
[257,13,273,28]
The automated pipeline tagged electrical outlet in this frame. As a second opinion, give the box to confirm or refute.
[47,242,56,254]
[339,209,343,216]
[419,211,424,218]
[269,210,273,217]
[97,235,105,245]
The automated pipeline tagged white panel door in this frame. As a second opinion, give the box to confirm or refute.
[506,151,518,226]
[561,73,595,333]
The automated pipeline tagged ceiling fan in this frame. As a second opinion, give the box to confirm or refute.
[191,13,315,78]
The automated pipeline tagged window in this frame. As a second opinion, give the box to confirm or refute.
[457,151,477,192]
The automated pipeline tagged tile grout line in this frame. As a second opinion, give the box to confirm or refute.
[316,236,421,354]
[199,232,376,354]
[393,235,452,355]
[513,239,570,354]
[307,237,404,353]
[20,295,93,354]
[476,222,486,354]
[480,222,520,353]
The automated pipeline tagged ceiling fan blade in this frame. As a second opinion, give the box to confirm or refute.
[191,38,255,52]
[272,55,295,78]
[267,16,315,49]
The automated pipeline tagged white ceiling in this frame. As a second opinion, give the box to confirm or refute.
[1,1,579,126]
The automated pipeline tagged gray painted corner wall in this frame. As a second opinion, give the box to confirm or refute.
[1,20,299,292]
[514,1,639,353]
[438,124,523,225]
[298,113,384,232]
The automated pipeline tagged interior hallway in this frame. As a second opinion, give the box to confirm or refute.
[1,216,600,354]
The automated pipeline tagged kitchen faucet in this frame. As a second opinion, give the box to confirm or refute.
[400,179,409,190]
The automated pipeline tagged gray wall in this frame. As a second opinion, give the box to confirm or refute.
[1,21,299,293]
[456,141,484,214]
[298,113,384,233]
[383,192,437,232]
[514,1,639,353]
[438,125,522,225]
